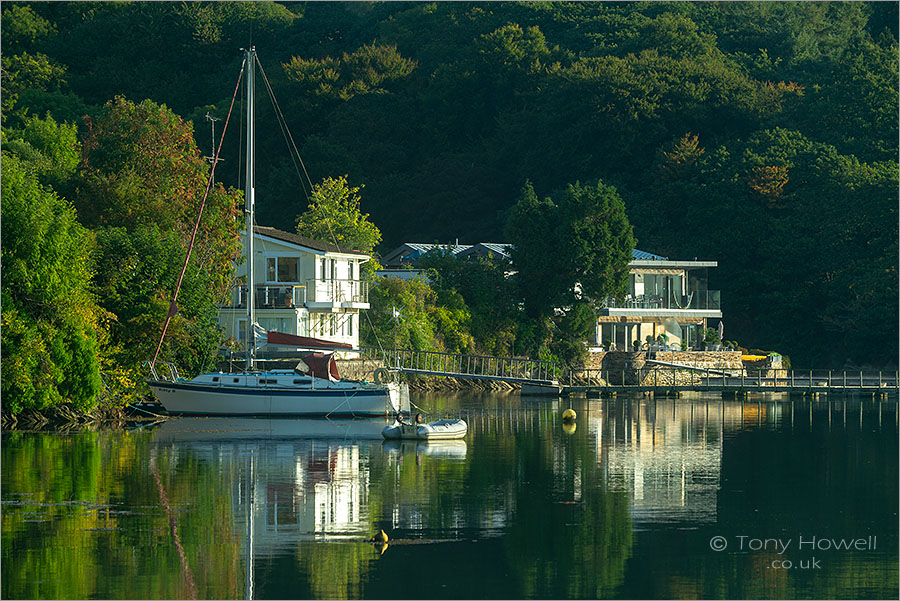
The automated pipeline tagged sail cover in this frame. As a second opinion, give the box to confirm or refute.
[295,352,341,381]
[267,330,353,350]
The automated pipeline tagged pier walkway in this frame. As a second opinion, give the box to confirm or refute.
[361,347,898,398]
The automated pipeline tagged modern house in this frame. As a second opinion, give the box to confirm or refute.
[595,252,722,351]
[217,226,370,353]
[379,241,722,352]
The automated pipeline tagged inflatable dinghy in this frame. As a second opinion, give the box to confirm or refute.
[382,415,468,440]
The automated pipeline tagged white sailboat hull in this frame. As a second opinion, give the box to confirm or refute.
[149,379,403,417]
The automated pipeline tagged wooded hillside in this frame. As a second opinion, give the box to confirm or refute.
[3,1,897,373]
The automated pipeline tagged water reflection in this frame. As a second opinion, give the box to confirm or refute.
[2,396,897,600]
[152,418,383,543]
[589,398,729,525]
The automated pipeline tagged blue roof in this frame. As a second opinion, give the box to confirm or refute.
[632,249,668,260]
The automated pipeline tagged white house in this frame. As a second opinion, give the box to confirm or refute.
[217,226,371,353]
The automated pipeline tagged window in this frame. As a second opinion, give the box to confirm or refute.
[330,259,337,280]
[349,261,355,281]
[348,314,353,336]
[320,257,326,282]
[212,377,219,383]
[266,257,299,282]
[277,257,299,282]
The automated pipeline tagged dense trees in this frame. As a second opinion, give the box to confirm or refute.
[1,1,896,414]
[506,180,636,364]
[1,120,104,412]
[1,96,240,412]
[77,97,242,386]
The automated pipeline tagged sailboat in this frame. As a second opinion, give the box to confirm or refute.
[147,47,406,417]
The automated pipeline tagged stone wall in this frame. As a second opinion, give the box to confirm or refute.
[577,350,744,386]
[584,350,743,370]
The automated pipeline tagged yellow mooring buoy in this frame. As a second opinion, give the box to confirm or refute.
[370,529,389,543]
[562,408,577,422]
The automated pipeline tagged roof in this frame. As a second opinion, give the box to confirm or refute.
[459,243,512,259]
[632,249,668,260]
[254,226,368,257]
[381,242,473,266]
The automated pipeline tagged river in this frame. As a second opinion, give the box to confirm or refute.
[2,392,897,599]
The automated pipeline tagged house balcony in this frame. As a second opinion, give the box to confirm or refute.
[304,278,369,305]
[601,290,721,312]
[221,280,370,310]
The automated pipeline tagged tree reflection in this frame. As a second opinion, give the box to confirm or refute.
[1,431,242,599]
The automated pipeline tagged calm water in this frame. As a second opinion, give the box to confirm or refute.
[2,393,897,600]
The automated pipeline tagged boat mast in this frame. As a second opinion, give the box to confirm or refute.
[245,47,256,370]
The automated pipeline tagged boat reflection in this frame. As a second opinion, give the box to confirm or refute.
[381,439,468,458]
[151,416,387,443]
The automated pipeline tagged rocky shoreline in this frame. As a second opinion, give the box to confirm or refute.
[0,403,159,432]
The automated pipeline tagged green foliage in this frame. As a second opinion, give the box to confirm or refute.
[506,179,635,365]
[0,51,69,123]
[2,113,79,188]
[295,175,383,273]
[0,4,56,48]
[75,97,241,378]
[283,44,416,102]
[363,277,442,352]
[1,152,103,413]
[419,250,522,356]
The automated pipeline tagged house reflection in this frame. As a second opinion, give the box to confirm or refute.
[588,398,778,524]
[152,418,381,544]
[295,445,367,535]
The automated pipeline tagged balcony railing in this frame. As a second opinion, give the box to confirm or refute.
[305,279,369,304]
[601,290,721,311]
[222,280,371,309]
[224,285,307,309]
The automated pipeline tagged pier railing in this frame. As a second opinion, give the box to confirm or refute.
[564,367,899,393]
[360,347,560,384]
